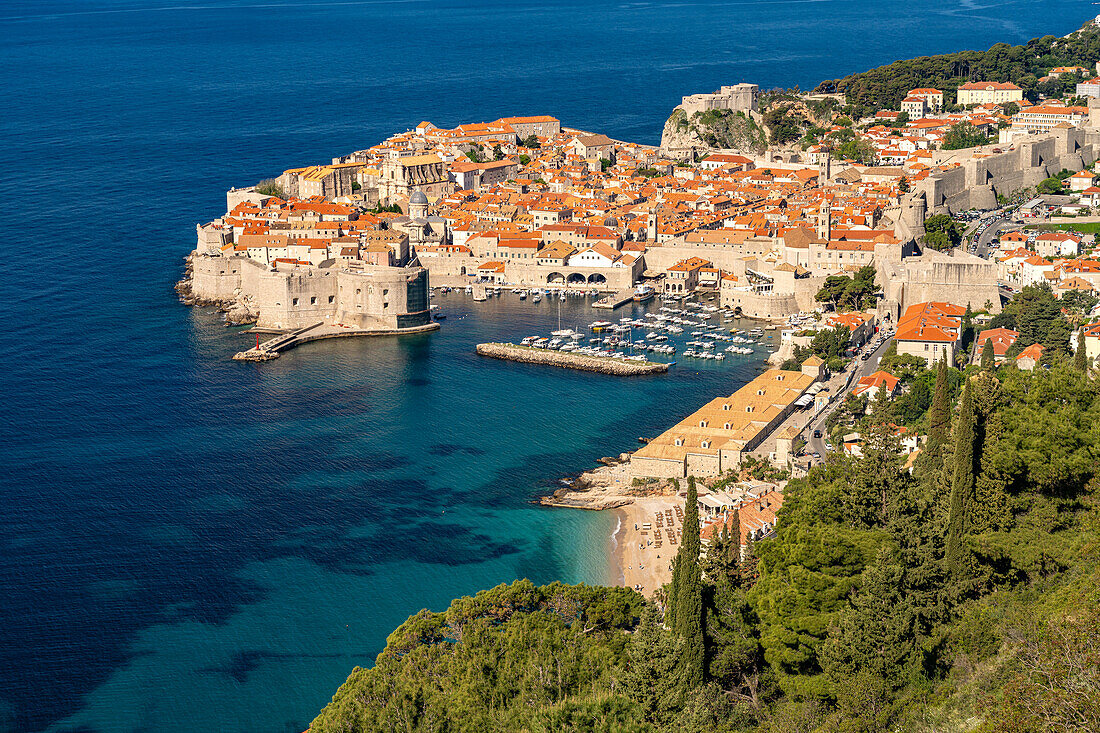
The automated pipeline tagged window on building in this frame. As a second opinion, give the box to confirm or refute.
[292,298,299,306]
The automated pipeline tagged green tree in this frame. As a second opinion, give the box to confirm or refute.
[623,605,685,727]
[521,134,540,148]
[821,548,917,690]
[922,214,964,251]
[898,175,910,193]
[981,337,995,369]
[1037,176,1066,195]
[927,359,951,457]
[945,383,978,580]
[492,144,504,161]
[672,477,705,689]
[942,121,991,150]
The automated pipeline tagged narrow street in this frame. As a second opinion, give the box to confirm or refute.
[805,333,895,459]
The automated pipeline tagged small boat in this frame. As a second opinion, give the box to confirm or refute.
[519,291,527,300]
[532,293,542,303]
[434,312,447,320]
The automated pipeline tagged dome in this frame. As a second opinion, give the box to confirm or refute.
[602,215,619,227]
[409,190,428,205]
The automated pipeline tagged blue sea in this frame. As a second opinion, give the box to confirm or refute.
[1,1,1095,730]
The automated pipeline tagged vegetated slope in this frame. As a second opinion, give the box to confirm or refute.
[312,287,1100,733]
[815,20,1100,113]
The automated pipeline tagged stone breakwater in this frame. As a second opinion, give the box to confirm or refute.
[476,343,670,376]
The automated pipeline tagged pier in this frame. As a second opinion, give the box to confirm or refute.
[233,321,440,361]
[592,289,635,310]
[476,343,670,375]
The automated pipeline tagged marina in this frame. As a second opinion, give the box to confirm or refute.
[433,285,782,371]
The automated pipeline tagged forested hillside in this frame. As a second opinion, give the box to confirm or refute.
[815,20,1100,114]
[311,290,1100,733]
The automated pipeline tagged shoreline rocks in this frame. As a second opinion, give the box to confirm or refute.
[476,343,670,376]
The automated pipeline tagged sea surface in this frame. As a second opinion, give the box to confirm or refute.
[1,0,1096,730]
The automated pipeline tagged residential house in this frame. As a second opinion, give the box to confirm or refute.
[894,301,966,366]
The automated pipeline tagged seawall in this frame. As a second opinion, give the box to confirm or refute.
[476,343,670,375]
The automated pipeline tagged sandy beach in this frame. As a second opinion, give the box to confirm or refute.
[612,495,684,596]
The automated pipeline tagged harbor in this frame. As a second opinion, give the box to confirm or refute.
[432,284,783,371]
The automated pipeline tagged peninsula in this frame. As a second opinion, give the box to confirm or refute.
[183,17,1100,366]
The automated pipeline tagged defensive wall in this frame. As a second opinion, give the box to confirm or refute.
[914,127,1100,215]
[876,247,1002,318]
[191,254,432,331]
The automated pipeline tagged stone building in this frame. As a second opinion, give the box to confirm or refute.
[376,154,453,203]
[629,367,817,479]
[495,115,561,139]
[956,81,1023,106]
[678,83,760,116]
[191,254,432,332]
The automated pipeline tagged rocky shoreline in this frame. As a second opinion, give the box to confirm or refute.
[476,343,670,376]
[174,254,257,326]
[538,455,679,510]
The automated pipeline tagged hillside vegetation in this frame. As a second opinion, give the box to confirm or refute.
[311,287,1100,733]
[815,21,1100,114]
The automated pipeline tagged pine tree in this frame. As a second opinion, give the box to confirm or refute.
[623,605,685,726]
[927,359,950,456]
[673,477,705,690]
[981,338,995,369]
[945,383,978,577]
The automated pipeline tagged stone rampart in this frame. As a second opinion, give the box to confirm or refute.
[916,128,1100,215]
[188,252,432,332]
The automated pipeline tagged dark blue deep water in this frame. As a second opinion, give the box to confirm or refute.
[1,1,1095,730]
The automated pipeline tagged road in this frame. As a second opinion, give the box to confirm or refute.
[805,333,896,459]
[974,216,1018,258]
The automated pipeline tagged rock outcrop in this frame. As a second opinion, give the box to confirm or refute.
[660,108,768,154]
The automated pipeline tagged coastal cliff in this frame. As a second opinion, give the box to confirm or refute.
[659,107,767,153]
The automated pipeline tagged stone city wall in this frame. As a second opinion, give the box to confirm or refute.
[916,128,1100,214]
[189,253,431,331]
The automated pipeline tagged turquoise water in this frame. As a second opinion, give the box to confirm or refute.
[3,0,1097,730]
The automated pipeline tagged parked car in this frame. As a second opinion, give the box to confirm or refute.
[812,429,822,438]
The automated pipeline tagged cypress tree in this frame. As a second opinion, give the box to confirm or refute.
[1075,341,1088,372]
[980,338,994,369]
[673,477,704,689]
[927,359,950,455]
[945,383,977,576]
[727,508,741,579]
